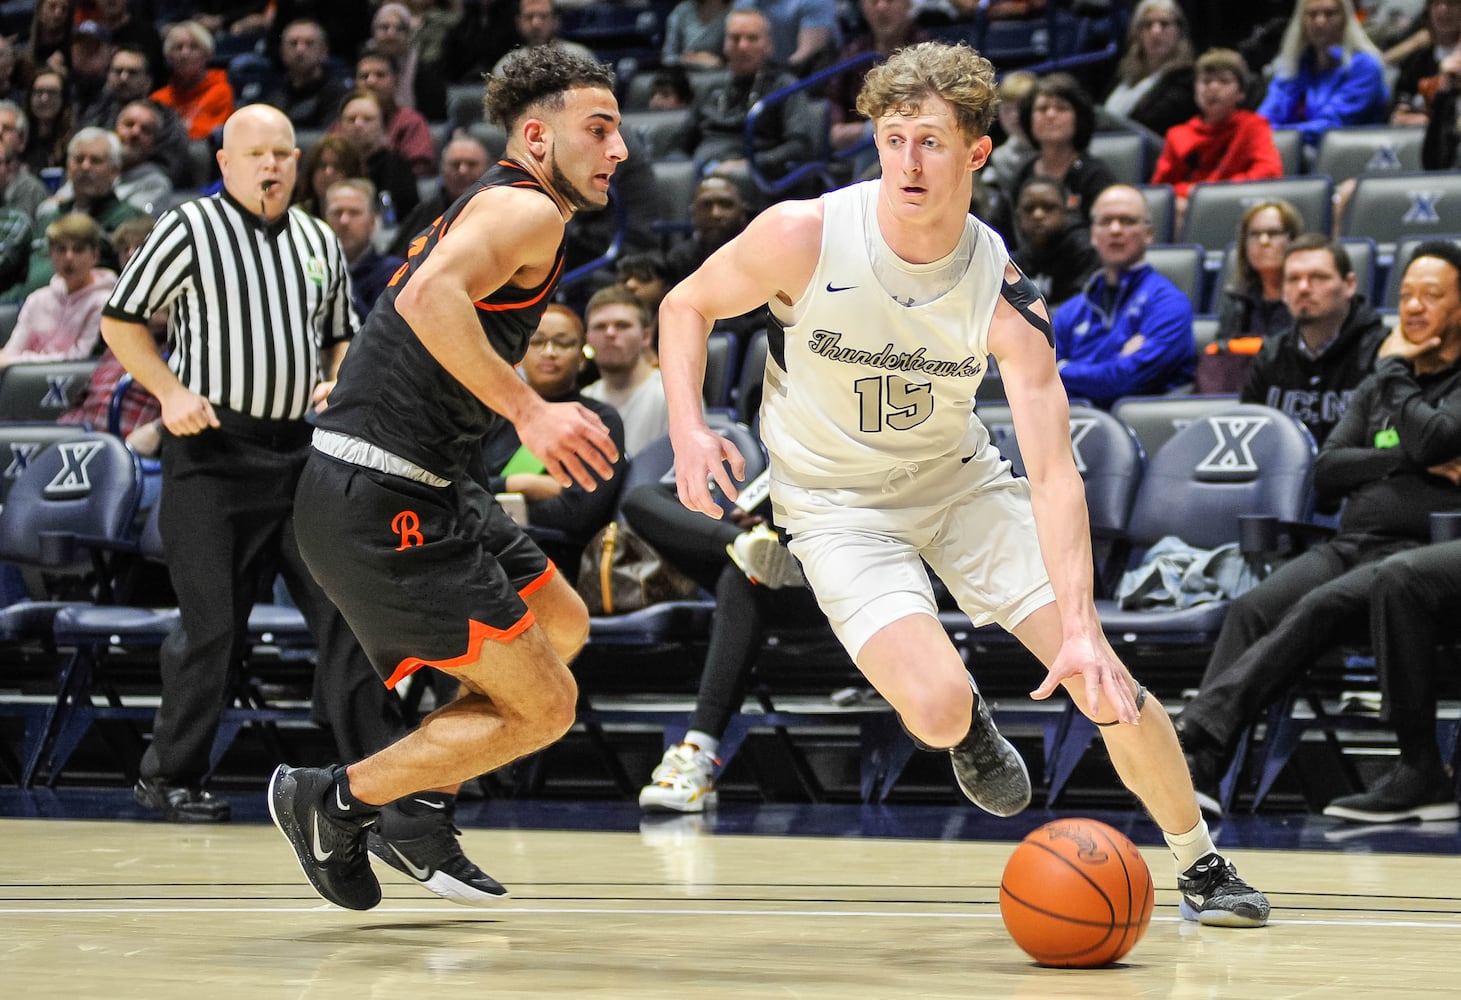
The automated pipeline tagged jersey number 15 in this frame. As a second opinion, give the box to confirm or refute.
[854,374,933,433]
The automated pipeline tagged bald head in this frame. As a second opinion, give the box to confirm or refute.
[218,104,299,220]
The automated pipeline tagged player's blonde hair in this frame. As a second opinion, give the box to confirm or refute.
[855,42,998,142]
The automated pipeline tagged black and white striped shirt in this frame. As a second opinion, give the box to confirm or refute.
[103,189,358,422]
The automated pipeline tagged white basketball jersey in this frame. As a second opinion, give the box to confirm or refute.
[760,180,1010,487]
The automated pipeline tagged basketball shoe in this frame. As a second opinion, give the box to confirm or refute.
[1322,762,1460,824]
[949,693,1031,817]
[1178,853,1270,927]
[267,764,381,911]
[728,525,804,589]
[639,743,719,813]
[367,797,509,905]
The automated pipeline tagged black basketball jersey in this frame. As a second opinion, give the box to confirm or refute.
[318,159,566,481]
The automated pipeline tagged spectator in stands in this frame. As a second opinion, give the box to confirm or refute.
[0,103,49,218]
[165,1,272,41]
[490,0,594,76]
[77,46,193,190]
[1011,176,1098,309]
[582,284,670,456]
[1421,45,1461,167]
[22,0,72,79]
[1178,241,1461,818]
[268,18,349,130]
[827,0,924,158]
[1241,235,1387,446]
[368,3,446,122]
[108,100,172,214]
[1008,72,1116,230]
[23,67,74,174]
[1151,48,1284,229]
[683,9,815,185]
[648,65,696,110]
[988,71,1036,202]
[151,21,235,141]
[0,169,31,295]
[663,0,729,68]
[0,213,114,368]
[1258,0,1389,145]
[293,133,365,218]
[1052,184,1196,407]
[0,35,21,107]
[471,303,627,575]
[440,0,518,82]
[91,0,164,79]
[1215,199,1304,341]
[36,127,148,240]
[627,479,817,814]
[59,214,163,451]
[1390,0,1461,125]
[731,0,841,75]
[266,0,372,72]
[351,51,435,177]
[617,252,673,322]
[1322,536,1461,823]
[389,134,488,257]
[69,19,115,116]
[667,175,749,283]
[335,90,419,224]
[324,178,403,319]
[1103,0,1199,136]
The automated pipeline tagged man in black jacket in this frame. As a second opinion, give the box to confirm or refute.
[1180,240,1461,817]
[1240,235,1388,447]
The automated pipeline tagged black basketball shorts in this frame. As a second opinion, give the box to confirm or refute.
[294,450,554,688]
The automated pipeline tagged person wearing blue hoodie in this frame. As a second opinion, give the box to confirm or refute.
[1256,0,1389,146]
[1052,184,1196,409]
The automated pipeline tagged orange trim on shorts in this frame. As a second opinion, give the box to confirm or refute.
[380,563,559,689]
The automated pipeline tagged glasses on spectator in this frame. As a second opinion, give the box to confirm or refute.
[527,336,582,354]
[1246,228,1290,242]
[1093,214,1148,228]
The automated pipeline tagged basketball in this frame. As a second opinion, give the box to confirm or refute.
[999,818,1155,967]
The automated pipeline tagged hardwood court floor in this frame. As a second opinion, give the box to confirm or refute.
[2,815,1459,999]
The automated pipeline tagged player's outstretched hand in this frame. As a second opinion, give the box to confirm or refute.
[517,400,619,491]
[672,423,746,518]
[1030,633,1141,725]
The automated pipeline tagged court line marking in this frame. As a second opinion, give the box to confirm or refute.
[6,904,1461,929]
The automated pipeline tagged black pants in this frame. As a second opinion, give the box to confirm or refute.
[141,415,407,784]
[1182,534,1417,753]
[1372,540,1461,772]
[623,483,823,739]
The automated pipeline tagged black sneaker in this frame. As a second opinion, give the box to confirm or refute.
[367,799,509,906]
[1323,763,1460,824]
[949,694,1031,817]
[1178,852,1270,927]
[267,764,381,911]
[133,776,231,822]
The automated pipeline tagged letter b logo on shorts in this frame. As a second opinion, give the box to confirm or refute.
[391,510,423,550]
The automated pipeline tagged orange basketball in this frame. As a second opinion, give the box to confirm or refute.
[999,818,1155,967]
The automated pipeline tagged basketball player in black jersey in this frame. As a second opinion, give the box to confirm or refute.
[269,48,626,911]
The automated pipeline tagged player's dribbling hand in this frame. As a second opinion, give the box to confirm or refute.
[160,388,220,436]
[518,400,619,491]
[1030,634,1141,726]
[672,424,746,518]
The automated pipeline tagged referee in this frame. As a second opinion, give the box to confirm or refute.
[100,104,406,822]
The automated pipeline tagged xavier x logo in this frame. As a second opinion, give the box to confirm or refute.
[43,440,105,497]
[1196,416,1268,474]
[41,374,76,409]
[1403,191,1443,225]
[5,442,40,480]
[1068,417,1096,474]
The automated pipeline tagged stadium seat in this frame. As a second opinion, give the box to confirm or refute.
[1384,234,1461,308]
[0,359,97,422]
[622,107,692,160]
[1145,243,1205,309]
[1343,171,1461,252]
[1183,176,1334,254]
[703,330,740,410]
[1270,128,1304,176]
[1111,394,1242,460]
[0,423,89,510]
[649,158,697,228]
[1137,184,1175,243]
[1316,125,1425,184]
[1088,131,1151,187]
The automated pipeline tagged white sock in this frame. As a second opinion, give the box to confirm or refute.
[683,730,719,758]
[1164,819,1218,874]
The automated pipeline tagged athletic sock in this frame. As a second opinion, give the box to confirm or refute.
[683,730,720,758]
[1164,818,1218,874]
[396,791,455,817]
[322,765,380,822]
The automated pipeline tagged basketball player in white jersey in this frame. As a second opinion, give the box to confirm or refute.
[657,42,1270,927]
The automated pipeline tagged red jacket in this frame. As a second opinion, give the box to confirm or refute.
[1150,110,1283,197]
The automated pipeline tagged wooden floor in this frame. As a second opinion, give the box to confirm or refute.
[2,817,1459,999]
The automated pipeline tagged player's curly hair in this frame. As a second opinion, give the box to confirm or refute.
[855,42,998,141]
[483,47,616,130]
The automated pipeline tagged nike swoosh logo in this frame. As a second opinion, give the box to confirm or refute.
[413,798,446,810]
[311,813,333,862]
[389,843,432,880]
[335,786,349,812]
[826,283,856,292]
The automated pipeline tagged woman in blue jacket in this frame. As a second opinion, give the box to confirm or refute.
[1258,0,1388,145]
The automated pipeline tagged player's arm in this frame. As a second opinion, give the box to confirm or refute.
[989,263,1140,725]
[658,199,822,516]
[394,186,617,490]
